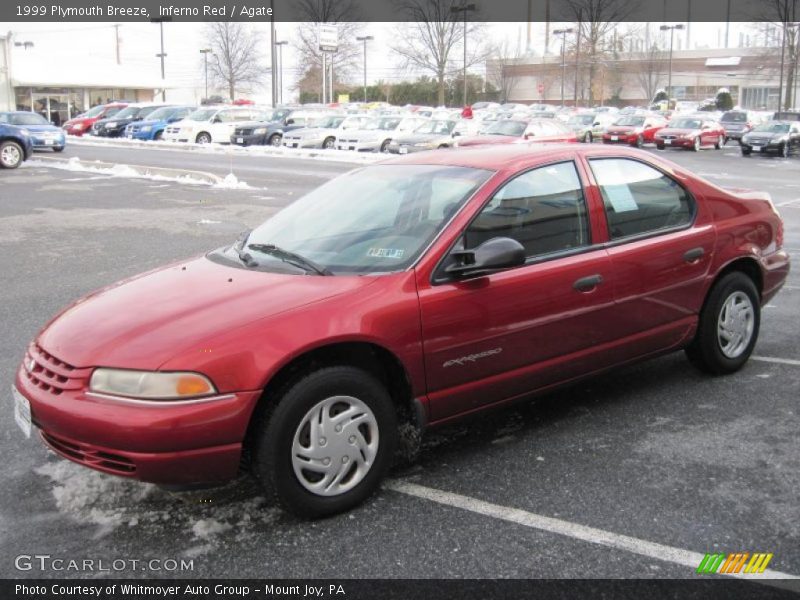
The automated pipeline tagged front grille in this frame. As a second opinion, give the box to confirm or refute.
[235,128,254,136]
[165,127,179,134]
[128,125,140,133]
[41,431,137,476]
[23,344,91,396]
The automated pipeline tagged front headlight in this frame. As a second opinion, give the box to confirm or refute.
[105,122,117,128]
[414,142,431,148]
[141,125,152,132]
[89,368,217,400]
[72,123,85,130]
[19,128,30,136]
[254,127,267,135]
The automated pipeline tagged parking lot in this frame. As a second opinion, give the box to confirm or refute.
[1,142,799,585]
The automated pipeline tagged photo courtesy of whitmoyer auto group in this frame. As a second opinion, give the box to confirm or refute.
[1,0,800,598]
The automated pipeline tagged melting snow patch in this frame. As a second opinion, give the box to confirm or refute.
[197,219,222,225]
[214,173,251,189]
[192,518,233,540]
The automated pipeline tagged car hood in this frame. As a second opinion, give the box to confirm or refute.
[133,118,168,127]
[95,117,136,127]
[744,132,782,140]
[457,134,518,146]
[346,129,396,141]
[394,133,446,144]
[37,256,376,370]
[606,126,640,134]
[657,127,699,136]
[64,117,97,127]
[285,127,332,137]
[21,124,62,134]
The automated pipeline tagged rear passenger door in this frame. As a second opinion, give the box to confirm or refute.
[585,157,715,357]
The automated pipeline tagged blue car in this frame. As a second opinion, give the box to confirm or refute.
[0,111,66,152]
[0,122,34,168]
[124,105,195,140]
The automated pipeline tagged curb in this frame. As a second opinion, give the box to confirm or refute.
[32,155,223,185]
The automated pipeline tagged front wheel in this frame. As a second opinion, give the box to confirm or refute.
[195,132,212,144]
[0,140,24,168]
[52,146,65,153]
[269,134,282,147]
[781,143,790,158]
[634,134,644,148]
[251,366,397,518]
[583,132,592,143]
[322,137,335,149]
[741,147,752,156]
[685,272,760,375]
[715,135,724,150]
[692,136,701,152]
[379,139,391,153]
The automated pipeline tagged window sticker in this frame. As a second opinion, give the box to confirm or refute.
[367,248,405,259]
[603,184,639,213]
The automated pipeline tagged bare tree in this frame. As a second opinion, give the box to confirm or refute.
[752,0,800,110]
[632,42,667,104]
[487,37,526,103]
[391,0,490,106]
[204,22,268,101]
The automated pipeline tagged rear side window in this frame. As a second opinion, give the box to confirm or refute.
[589,158,694,240]
[465,161,589,258]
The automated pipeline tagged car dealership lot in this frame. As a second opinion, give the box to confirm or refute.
[1,148,799,584]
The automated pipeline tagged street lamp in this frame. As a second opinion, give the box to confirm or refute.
[275,41,288,105]
[660,24,684,105]
[151,17,171,101]
[553,28,574,108]
[199,49,212,102]
[451,3,477,107]
[356,35,373,103]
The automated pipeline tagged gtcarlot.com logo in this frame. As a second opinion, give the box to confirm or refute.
[696,552,774,575]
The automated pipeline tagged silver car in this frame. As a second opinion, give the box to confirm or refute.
[281,115,368,149]
[335,116,429,152]
[387,120,457,154]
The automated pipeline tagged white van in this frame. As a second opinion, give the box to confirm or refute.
[163,106,270,144]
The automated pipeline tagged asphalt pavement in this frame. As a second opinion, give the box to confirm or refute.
[0,143,798,587]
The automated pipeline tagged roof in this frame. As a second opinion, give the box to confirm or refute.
[10,53,173,89]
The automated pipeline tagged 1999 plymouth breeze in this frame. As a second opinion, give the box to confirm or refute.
[14,145,789,517]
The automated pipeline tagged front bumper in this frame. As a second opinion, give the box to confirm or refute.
[603,134,637,145]
[387,143,430,154]
[30,135,65,149]
[282,137,321,149]
[15,350,261,485]
[335,140,379,151]
[124,128,157,141]
[740,140,785,154]
[63,125,88,136]
[231,133,267,146]
[92,127,126,138]
[656,137,693,148]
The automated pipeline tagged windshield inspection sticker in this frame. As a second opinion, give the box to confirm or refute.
[367,248,405,259]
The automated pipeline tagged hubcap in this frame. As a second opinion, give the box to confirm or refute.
[291,396,379,497]
[717,291,755,359]
[1,145,21,166]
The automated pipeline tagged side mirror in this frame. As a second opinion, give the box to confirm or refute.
[702,124,711,130]
[453,131,461,137]
[524,132,534,139]
[286,118,295,125]
[445,237,526,278]
[212,116,222,123]
[593,121,601,126]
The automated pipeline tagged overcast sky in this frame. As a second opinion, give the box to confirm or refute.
[1,21,759,104]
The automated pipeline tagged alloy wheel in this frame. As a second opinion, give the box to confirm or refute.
[717,291,755,359]
[1,144,22,168]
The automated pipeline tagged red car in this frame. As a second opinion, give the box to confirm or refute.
[14,145,789,517]
[603,114,666,147]
[62,102,128,137]
[655,116,726,151]
[456,118,577,147]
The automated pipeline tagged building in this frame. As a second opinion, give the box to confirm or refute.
[1,31,169,125]
[495,46,791,110]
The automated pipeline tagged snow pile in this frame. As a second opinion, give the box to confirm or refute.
[35,459,280,553]
[214,172,251,190]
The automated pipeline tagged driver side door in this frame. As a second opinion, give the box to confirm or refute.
[416,161,616,422]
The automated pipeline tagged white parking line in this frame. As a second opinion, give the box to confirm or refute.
[752,356,800,367]
[385,480,799,580]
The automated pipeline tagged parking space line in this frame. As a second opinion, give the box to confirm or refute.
[384,480,799,580]
[751,356,800,367]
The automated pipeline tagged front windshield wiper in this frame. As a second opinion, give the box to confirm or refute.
[247,243,332,276]
[233,229,259,268]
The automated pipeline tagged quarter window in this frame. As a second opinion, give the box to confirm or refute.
[465,162,590,258]
[589,158,693,240]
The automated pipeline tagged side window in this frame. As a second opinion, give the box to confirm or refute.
[464,162,590,258]
[589,158,694,240]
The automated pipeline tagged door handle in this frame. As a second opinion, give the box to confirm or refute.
[683,247,705,263]
[573,274,603,292]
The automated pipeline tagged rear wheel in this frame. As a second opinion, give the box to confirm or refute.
[685,272,760,375]
[251,366,397,518]
[195,132,212,144]
[0,141,23,168]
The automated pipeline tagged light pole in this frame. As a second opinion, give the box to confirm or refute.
[199,48,212,102]
[356,35,373,103]
[275,41,288,105]
[553,28,573,107]
[151,17,171,101]
[660,24,684,104]
[451,3,476,107]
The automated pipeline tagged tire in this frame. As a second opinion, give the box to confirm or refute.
[741,147,751,156]
[583,132,592,143]
[780,143,790,158]
[0,140,24,168]
[685,272,760,375]
[52,146,65,153]
[692,136,701,152]
[715,135,724,150]
[380,139,391,153]
[634,134,644,148]
[195,132,211,144]
[269,134,282,147]
[154,130,163,141]
[251,366,398,518]
[656,144,665,150]
[322,137,335,150]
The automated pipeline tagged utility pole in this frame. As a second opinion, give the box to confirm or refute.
[451,3,476,107]
[151,18,170,101]
[270,0,277,107]
[725,0,731,48]
[113,24,121,64]
[660,24,684,104]
[356,36,373,103]
[553,28,573,107]
[199,48,212,102]
[779,0,788,112]
[275,41,287,105]
[574,24,580,106]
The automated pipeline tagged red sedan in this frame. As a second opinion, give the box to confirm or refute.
[14,145,789,517]
[456,118,577,147]
[62,102,128,137]
[655,116,727,151]
[603,114,666,147]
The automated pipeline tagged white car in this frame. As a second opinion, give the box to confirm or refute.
[163,106,269,144]
[282,115,369,149]
[335,116,429,152]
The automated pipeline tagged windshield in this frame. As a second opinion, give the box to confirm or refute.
[753,122,790,134]
[363,118,401,131]
[187,109,218,122]
[1,112,50,126]
[414,120,454,135]
[81,105,111,118]
[239,165,492,274]
[484,120,528,136]
[669,118,702,129]
[568,115,595,126]
[722,112,747,122]
[310,116,345,128]
[145,107,177,121]
[112,106,140,119]
[614,116,645,126]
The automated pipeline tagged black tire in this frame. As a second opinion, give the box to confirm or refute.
[322,137,335,149]
[780,143,790,158]
[685,272,760,375]
[656,144,665,150]
[154,130,163,141]
[251,366,398,518]
[379,139,391,153]
[692,136,701,152]
[714,135,724,150]
[583,132,592,143]
[269,134,282,147]
[52,146,65,153]
[195,132,211,144]
[0,140,24,168]
[634,134,644,148]
[741,147,751,156]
